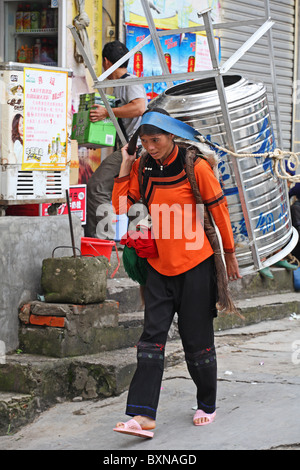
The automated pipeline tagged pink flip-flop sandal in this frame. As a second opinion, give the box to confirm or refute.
[113,418,154,438]
[193,409,216,426]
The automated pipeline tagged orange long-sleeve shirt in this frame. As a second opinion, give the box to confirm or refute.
[112,145,234,276]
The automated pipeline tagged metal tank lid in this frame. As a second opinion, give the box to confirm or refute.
[151,75,265,115]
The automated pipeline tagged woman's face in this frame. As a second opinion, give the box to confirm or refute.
[140,133,174,163]
[18,116,23,138]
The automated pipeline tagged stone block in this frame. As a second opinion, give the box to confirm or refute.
[41,255,108,304]
[18,300,121,357]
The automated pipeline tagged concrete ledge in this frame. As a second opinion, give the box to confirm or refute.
[0,340,184,435]
[106,267,297,314]
[215,292,300,330]
[18,300,125,357]
[106,277,143,313]
[0,215,83,352]
[0,392,39,436]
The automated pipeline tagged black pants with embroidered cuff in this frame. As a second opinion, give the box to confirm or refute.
[125,255,217,421]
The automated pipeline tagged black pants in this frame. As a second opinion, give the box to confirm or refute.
[125,255,217,420]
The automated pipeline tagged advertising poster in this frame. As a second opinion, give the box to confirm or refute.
[177,32,196,75]
[126,25,218,100]
[0,69,24,166]
[152,32,181,96]
[188,0,221,26]
[127,25,192,99]
[22,67,68,171]
[124,0,220,29]
[195,35,220,70]
[124,0,178,29]
[126,24,154,99]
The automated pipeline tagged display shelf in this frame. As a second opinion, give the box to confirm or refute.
[15,28,58,36]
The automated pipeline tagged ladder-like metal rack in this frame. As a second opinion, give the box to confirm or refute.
[68,0,295,272]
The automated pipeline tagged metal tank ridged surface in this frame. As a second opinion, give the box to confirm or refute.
[150,75,293,270]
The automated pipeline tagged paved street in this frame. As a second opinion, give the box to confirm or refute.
[0,315,300,452]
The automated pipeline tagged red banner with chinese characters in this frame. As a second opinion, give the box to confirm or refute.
[41,185,86,224]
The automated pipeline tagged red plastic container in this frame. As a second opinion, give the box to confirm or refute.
[80,237,120,277]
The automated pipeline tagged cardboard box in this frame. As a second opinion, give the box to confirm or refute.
[71,110,117,147]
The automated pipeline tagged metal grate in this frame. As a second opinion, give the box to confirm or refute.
[16,170,64,197]
[46,171,64,196]
[16,171,34,196]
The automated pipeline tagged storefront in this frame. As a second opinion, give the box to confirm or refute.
[0,0,103,225]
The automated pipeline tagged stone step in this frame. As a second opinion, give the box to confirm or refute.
[18,285,300,359]
[214,291,300,330]
[107,267,296,314]
[1,291,298,435]
[0,392,40,436]
[18,300,144,358]
[118,291,300,333]
[0,339,184,435]
[229,267,295,300]
[106,277,143,314]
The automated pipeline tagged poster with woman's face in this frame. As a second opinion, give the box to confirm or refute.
[0,69,24,165]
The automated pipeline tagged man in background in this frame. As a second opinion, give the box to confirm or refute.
[85,40,147,239]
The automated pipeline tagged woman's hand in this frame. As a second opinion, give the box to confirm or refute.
[224,252,242,281]
[118,143,137,177]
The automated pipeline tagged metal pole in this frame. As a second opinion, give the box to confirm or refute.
[140,0,173,88]
[201,8,262,269]
[95,68,219,88]
[220,18,274,74]
[264,0,283,149]
[67,25,127,146]
[66,189,77,258]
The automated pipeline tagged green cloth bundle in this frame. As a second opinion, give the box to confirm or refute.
[122,245,148,286]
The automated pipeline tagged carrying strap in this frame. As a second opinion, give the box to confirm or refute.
[137,143,240,317]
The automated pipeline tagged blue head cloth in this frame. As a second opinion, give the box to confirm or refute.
[140,112,202,143]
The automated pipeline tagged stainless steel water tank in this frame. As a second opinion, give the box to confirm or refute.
[150,75,297,272]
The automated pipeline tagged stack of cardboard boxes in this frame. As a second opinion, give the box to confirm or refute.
[71,93,117,147]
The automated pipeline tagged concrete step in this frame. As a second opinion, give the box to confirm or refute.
[0,339,184,435]
[107,254,297,313]
[106,277,143,314]
[18,300,144,358]
[1,291,298,435]
[18,285,300,359]
[118,291,300,333]
[0,392,40,436]
[229,267,295,300]
[215,291,300,330]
